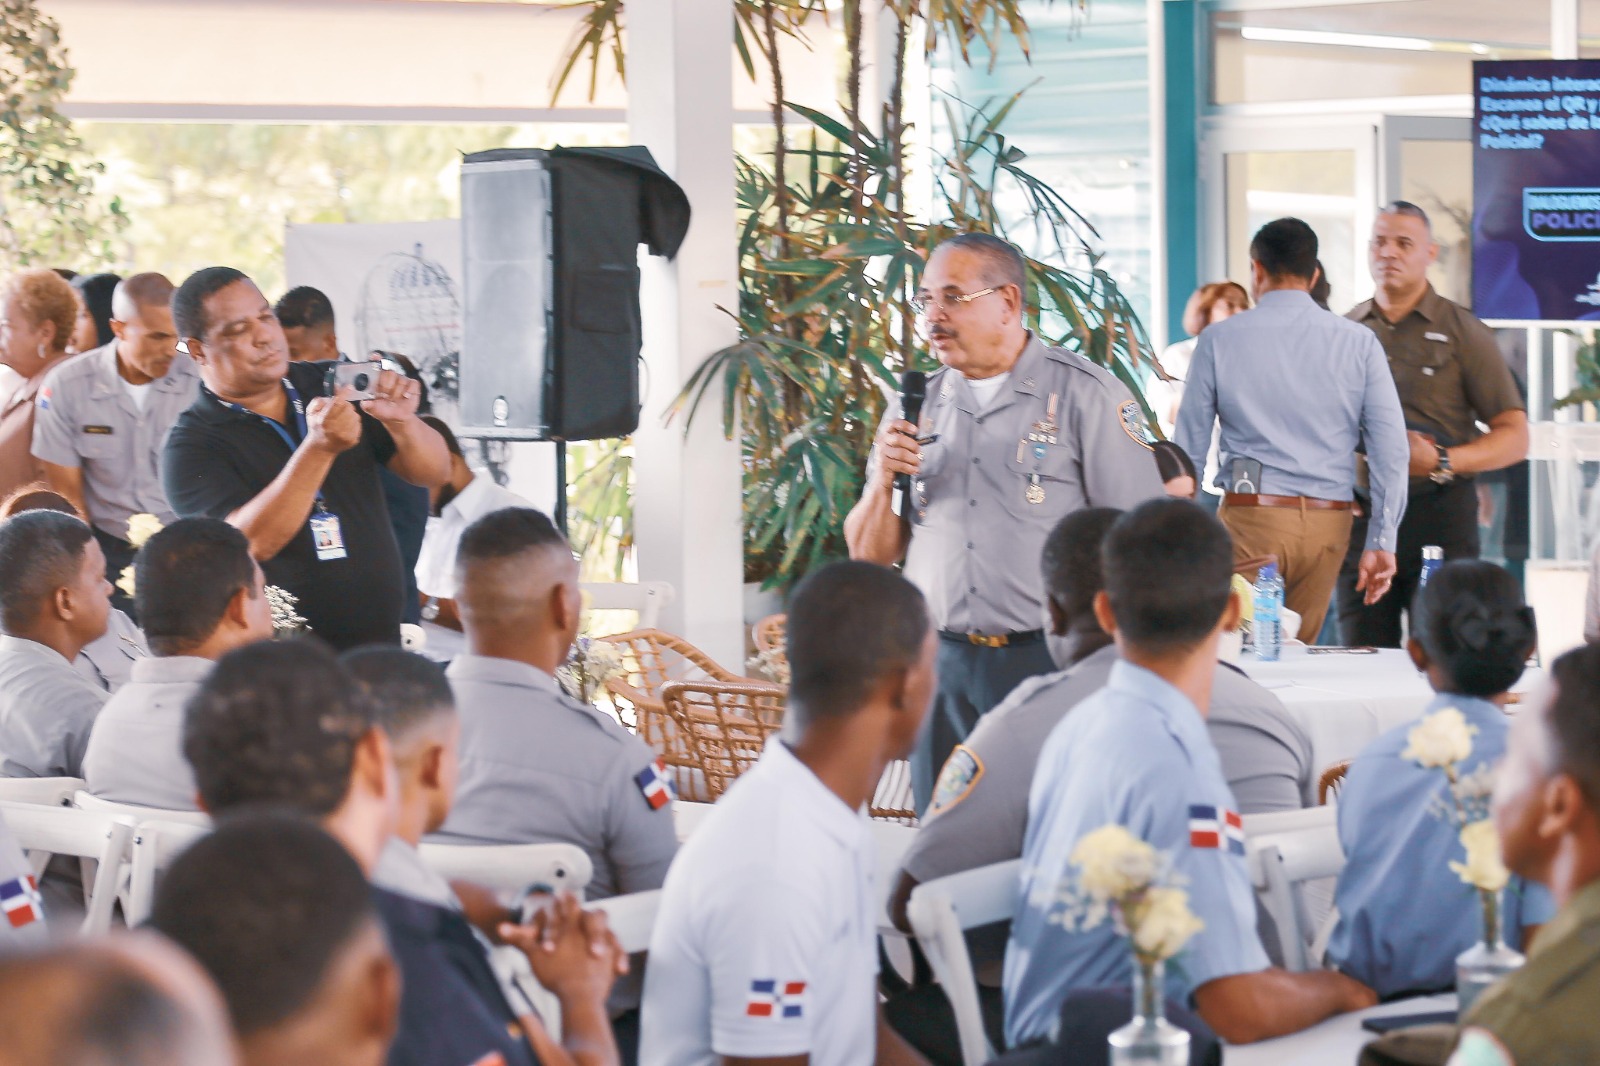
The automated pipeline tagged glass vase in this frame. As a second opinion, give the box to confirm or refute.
[1109,956,1190,1066]
[1456,888,1525,1015]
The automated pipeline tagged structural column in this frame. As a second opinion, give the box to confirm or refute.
[627,0,746,669]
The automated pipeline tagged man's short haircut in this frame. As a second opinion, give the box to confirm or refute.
[148,812,376,1037]
[1102,499,1234,652]
[111,273,176,322]
[1413,560,1535,697]
[1542,643,1600,811]
[1249,218,1319,282]
[1378,199,1432,232]
[135,518,257,657]
[0,944,197,1066]
[935,232,1027,292]
[184,640,374,818]
[0,510,93,631]
[342,646,455,748]
[784,560,929,723]
[1041,507,1122,623]
[274,285,336,332]
[421,414,463,458]
[171,266,248,342]
[0,483,79,519]
[457,507,568,568]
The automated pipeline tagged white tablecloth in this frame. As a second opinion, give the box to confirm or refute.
[1224,994,1456,1064]
[1236,648,1544,778]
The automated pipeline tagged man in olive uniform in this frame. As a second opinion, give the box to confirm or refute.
[1445,644,1600,1065]
[1340,203,1528,647]
[844,233,1164,811]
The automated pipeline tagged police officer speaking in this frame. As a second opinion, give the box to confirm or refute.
[845,232,1164,811]
[1339,202,1529,647]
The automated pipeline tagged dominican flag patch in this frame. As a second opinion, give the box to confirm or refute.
[634,758,676,811]
[1188,805,1245,855]
[35,388,51,411]
[746,979,806,1018]
[0,874,42,929]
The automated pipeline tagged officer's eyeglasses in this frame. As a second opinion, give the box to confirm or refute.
[909,287,1001,316]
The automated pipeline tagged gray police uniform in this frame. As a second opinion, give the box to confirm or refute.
[73,608,148,693]
[0,635,108,778]
[875,333,1165,810]
[31,343,199,608]
[0,812,49,948]
[903,644,1310,980]
[81,655,208,810]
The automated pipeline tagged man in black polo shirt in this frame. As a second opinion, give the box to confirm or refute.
[162,267,449,650]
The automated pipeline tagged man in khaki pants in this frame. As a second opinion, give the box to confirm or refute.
[1175,218,1409,641]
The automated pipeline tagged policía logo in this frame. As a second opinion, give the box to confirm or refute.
[1523,187,1600,241]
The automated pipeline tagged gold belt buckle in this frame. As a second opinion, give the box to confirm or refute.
[967,632,1008,648]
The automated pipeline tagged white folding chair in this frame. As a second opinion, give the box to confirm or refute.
[871,821,919,928]
[1243,806,1346,972]
[417,841,592,901]
[0,800,134,936]
[73,790,212,827]
[580,581,676,631]
[0,777,84,808]
[905,859,1023,1066]
[124,820,210,926]
[672,800,714,842]
[588,889,662,954]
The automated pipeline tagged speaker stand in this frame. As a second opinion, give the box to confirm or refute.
[554,441,568,537]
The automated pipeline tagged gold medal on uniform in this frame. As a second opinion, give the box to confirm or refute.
[1026,474,1045,505]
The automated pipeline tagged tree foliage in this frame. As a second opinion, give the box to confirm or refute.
[0,0,125,270]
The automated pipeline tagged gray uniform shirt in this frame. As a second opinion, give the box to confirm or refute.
[0,635,109,778]
[74,609,148,693]
[81,655,208,810]
[30,343,199,541]
[432,654,680,902]
[902,646,1312,887]
[876,335,1165,633]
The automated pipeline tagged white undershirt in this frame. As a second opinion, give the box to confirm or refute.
[120,377,151,412]
[964,370,1011,410]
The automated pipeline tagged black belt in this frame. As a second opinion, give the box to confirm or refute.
[938,628,1045,649]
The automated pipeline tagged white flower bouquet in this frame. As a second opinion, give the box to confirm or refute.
[557,635,627,706]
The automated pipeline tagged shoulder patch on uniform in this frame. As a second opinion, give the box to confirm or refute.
[928,746,985,817]
[35,388,51,411]
[634,757,676,811]
[1118,400,1156,451]
[1188,805,1245,855]
[1449,1028,1516,1066]
[0,874,43,929]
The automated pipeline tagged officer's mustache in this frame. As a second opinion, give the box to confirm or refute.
[927,326,955,339]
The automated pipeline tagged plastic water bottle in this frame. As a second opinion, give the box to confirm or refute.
[1420,545,1444,587]
[1253,561,1283,662]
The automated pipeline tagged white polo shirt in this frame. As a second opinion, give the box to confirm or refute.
[640,740,878,1066]
[414,474,533,599]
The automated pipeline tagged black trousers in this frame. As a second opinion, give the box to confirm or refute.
[1335,478,1480,648]
[912,637,1055,813]
[93,525,138,620]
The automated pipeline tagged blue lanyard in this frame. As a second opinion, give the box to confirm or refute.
[220,380,330,513]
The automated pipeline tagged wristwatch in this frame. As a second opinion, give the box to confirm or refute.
[1429,443,1455,485]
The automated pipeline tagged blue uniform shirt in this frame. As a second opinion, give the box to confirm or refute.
[1002,661,1269,1047]
[1328,693,1555,998]
[1174,289,1409,552]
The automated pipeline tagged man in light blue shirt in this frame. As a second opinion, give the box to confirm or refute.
[1003,500,1374,1048]
[1175,217,1408,642]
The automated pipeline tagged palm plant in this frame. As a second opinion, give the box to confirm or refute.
[559,0,1155,588]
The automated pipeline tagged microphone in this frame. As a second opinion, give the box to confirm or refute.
[891,370,927,518]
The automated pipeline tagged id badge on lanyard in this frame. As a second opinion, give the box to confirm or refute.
[227,380,349,563]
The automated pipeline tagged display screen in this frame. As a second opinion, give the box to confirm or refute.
[1473,58,1600,321]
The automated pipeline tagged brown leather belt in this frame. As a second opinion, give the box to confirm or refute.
[1223,493,1352,511]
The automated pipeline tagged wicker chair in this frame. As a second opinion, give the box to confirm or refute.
[752,614,787,655]
[1318,759,1352,805]
[661,679,788,801]
[598,628,745,723]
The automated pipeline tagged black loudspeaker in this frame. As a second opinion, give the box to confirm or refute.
[458,147,690,441]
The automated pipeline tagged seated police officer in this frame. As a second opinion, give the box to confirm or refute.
[641,560,935,1066]
[0,509,112,778]
[182,640,624,1066]
[1004,500,1374,1047]
[82,517,274,809]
